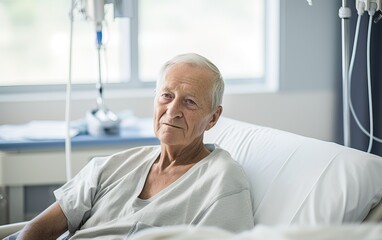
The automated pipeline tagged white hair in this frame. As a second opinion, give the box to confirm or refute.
[156,53,224,111]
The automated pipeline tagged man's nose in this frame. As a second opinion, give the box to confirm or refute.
[167,99,183,118]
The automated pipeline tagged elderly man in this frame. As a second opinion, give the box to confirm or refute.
[17,53,254,239]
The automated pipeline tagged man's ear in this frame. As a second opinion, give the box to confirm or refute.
[205,106,223,131]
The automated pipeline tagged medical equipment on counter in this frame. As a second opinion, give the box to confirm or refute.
[86,109,120,136]
[65,0,131,180]
[308,0,382,153]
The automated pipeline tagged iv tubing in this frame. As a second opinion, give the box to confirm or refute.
[365,15,374,152]
[65,0,75,181]
[349,13,379,152]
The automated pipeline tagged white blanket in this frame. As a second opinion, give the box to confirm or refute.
[130,224,382,240]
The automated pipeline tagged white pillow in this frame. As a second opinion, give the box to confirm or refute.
[204,117,382,224]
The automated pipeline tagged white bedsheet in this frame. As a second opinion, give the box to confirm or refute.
[130,224,382,240]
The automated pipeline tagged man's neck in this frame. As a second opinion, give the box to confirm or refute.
[158,142,210,170]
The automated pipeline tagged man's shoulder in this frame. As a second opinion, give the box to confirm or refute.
[209,145,243,170]
[205,145,249,185]
[192,145,251,202]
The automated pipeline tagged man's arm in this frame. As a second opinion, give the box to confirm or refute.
[17,201,68,240]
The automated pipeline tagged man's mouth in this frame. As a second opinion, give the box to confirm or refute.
[164,123,181,129]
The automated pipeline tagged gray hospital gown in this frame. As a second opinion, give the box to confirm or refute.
[54,144,254,239]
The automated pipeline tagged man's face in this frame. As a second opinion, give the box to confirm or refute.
[153,63,219,147]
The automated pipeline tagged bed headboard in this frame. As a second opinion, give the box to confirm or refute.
[204,117,382,225]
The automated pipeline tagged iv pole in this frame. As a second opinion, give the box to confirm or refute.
[339,0,352,147]
[65,0,132,180]
[308,0,352,147]
[310,0,380,149]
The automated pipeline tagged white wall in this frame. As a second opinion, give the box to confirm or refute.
[0,0,341,142]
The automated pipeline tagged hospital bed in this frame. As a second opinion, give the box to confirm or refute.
[1,117,382,239]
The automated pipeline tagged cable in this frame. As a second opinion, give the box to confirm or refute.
[65,0,76,181]
[348,10,379,153]
[365,14,374,152]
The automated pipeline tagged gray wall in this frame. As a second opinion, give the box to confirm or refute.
[280,0,341,91]
[0,0,341,141]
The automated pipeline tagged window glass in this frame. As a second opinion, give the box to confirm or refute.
[0,0,130,86]
[139,0,264,82]
[0,0,266,88]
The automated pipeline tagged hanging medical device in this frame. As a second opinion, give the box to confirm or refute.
[82,0,132,136]
[65,0,131,180]
[84,0,121,137]
[308,0,381,153]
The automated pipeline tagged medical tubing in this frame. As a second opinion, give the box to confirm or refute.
[348,12,380,151]
[349,15,361,83]
[366,15,374,152]
[65,0,75,181]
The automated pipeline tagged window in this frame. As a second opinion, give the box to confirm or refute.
[0,0,277,91]
[139,0,264,83]
[0,0,130,86]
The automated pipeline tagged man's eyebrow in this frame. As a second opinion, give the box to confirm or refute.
[186,93,197,99]
[159,86,198,98]
[160,87,170,92]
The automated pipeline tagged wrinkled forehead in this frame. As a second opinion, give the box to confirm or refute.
[162,63,214,86]
[158,64,213,104]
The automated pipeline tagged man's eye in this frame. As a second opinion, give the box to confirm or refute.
[161,93,172,99]
[185,99,196,105]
